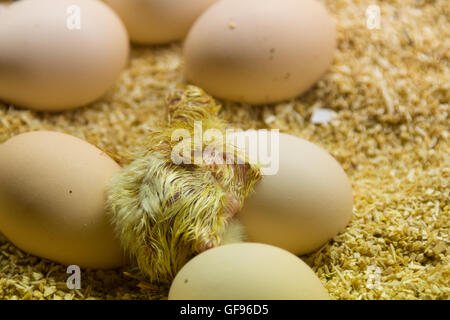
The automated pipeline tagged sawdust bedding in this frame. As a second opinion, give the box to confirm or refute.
[0,0,448,300]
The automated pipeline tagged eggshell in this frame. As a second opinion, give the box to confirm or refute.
[234,132,353,255]
[0,0,129,111]
[0,131,124,269]
[184,0,336,104]
[104,0,219,44]
[0,3,7,14]
[169,243,330,300]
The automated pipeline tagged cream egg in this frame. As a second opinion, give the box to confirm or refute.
[229,131,353,255]
[0,3,7,14]
[169,243,330,300]
[103,0,219,44]
[184,0,336,104]
[0,0,129,111]
[0,131,124,269]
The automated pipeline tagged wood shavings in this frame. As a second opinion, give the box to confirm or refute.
[0,0,449,300]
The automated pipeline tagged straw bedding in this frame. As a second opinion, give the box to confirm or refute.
[0,0,448,300]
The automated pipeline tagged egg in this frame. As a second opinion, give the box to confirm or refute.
[169,243,329,300]
[230,131,353,255]
[0,0,129,111]
[0,3,7,14]
[184,0,336,104]
[0,131,124,269]
[103,0,219,44]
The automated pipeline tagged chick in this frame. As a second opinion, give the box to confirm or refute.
[106,86,261,284]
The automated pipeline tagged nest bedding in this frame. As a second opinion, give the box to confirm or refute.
[0,0,448,300]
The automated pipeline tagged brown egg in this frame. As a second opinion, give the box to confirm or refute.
[232,132,353,255]
[0,0,129,111]
[104,0,219,44]
[0,131,124,269]
[184,0,336,104]
[169,243,330,300]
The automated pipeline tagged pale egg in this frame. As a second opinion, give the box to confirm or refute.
[0,131,124,269]
[0,3,7,14]
[230,131,353,255]
[184,0,336,104]
[104,0,219,44]
[169,243,330,300]
[0,0,129,111]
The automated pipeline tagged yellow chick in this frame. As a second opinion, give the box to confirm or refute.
[106,86,261,284]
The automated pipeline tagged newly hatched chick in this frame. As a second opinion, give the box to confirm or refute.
[106,86,261,284]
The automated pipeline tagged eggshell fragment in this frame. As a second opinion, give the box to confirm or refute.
[169,243,330,300]
[184,0,336,104]
[234,132,353,255]
[104,0,219,44]
[0,131,124,269]
[0,0,129,111]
